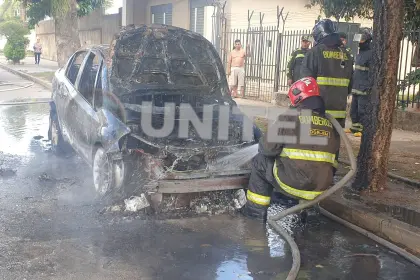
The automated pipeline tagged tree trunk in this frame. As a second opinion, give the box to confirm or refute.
[352,0,404,192]
[54,0,81,67]
[20,0,27,23]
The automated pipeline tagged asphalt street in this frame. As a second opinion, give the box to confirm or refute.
[0,68,51,103]
[0,71,419,279]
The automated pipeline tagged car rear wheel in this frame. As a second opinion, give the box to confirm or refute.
[92,146,127,201]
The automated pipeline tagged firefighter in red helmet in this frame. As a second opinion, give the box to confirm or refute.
[240,77,341,222]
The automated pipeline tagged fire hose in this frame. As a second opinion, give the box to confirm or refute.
[268,113,357,280]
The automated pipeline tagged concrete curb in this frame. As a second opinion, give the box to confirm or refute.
[320,194,420,257]
[0,62,53,91]
[0,98,51,106]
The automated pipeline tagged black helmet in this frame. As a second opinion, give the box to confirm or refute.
[312,19,336,43]
[338,32,347,40]
[359,28,373,42]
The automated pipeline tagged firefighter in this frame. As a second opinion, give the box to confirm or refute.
[239,77,340,221]
[345,28,373,137]
[300,19,354,175]
[286,35,312,86]
[338,32,354,59]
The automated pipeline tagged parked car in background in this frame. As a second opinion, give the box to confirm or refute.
[48,24,261,203]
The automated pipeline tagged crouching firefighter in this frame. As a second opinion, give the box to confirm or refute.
[345,28,373,137]
[240,77,340,221]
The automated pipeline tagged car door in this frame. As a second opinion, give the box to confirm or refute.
[68,51,103,163]
[57,51,88,148]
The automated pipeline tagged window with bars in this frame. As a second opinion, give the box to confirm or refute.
[151,4,173,25]
[190,7,205,35]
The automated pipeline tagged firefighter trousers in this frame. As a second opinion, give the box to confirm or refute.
[350,94,369,132]
[245,154,299,214]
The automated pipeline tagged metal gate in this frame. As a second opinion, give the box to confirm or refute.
[276,29,312,92]
[220,26,281,102]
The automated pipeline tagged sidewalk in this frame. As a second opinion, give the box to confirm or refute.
[0,56,58,73]
[0,55,58,84]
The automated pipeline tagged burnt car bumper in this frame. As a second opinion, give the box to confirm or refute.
[147,170,250,194]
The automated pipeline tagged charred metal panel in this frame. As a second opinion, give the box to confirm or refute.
[157,176,249,193]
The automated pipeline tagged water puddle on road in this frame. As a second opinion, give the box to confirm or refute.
[0,103,50,155]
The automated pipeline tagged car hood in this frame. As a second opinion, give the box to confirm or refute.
[123,92,258,148]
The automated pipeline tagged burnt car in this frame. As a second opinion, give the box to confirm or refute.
[48,24,261,202]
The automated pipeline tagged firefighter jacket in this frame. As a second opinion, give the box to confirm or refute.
[351,48,373,95]
[287,48,309,82]
[258,102,340,200]
[300,34,354,120]
[345,47,354,59]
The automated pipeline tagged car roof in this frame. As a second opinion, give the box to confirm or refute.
[76,44,110,60]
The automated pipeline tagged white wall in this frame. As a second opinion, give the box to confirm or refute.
[227,0,373,30]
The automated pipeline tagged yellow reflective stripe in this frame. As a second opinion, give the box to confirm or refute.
[351,123,363,131]
[280,148,336,165]
[355,65,369,71]
[246,190,271,206]
[296,54,305,58]
[273,162,323,200]
[317,77,350,87]
[326,110,347,118]
[333,160,338,168]
[351,89,368,95]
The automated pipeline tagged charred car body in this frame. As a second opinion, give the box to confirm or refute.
[48,24,261,202]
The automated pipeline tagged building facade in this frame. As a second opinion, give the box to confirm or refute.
[122,0,373,33]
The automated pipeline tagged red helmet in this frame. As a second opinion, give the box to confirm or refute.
[288,77,320,106]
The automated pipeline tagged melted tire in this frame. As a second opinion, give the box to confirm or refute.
[92,147,130,203]
[49,114,73,156]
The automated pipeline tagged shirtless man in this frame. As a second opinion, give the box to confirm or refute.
[227,39,249,98]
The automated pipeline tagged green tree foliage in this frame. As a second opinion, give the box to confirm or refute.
[0,20,30,63]
[0,0,21,22]
[404,0,420,42]
[306,0,420,41]
[0,19,30,39]
[305,0,374,21]
[25,0,111,28]
[4,36,28,63]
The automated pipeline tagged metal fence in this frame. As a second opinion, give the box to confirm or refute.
[218,27,313,102]
[276,29,312,92]
[397,30,420,110]
[218,26,420,109]
[219,26,280,102]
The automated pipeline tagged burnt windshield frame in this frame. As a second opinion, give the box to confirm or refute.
[109,27,226,93]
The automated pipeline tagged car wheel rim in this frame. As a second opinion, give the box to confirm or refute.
[93,148,111,196]
[113,160,125,188]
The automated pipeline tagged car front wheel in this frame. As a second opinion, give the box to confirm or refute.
[92,146,127,201]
